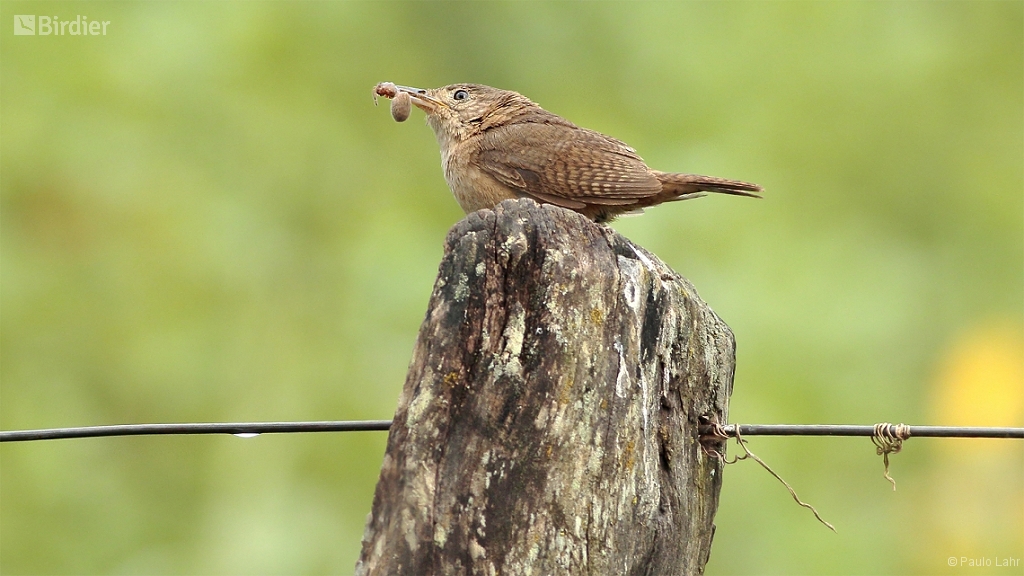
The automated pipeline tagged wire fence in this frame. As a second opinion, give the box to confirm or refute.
[4,418,1019,532]
[1,420,1021,442]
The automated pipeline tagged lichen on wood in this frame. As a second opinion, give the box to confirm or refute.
[357,198,735,575]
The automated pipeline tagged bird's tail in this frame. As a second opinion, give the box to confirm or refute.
[654,171,763,200]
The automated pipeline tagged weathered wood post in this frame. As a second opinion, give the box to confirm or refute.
[357,198,735,575]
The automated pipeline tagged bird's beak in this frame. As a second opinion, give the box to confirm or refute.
[395,85,446,114]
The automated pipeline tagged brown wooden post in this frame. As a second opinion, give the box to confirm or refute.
[357,198,735,575]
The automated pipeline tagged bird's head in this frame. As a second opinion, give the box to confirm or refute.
[389,84,540,145]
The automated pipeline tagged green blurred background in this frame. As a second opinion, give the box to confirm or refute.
[1,2,1021,574]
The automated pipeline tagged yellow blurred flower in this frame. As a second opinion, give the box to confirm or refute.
[916,319,1024,569]
[933,320,1024,430]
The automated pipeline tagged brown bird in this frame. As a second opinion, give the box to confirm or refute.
[376,83,763,223]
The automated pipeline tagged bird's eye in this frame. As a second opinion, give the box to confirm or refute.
[453,89,470,101]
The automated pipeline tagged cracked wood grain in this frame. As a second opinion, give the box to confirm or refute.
[357,198,734,576]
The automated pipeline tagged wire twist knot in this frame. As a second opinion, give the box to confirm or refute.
[872,422,910,490]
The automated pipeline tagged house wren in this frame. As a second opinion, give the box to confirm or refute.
[374,82,763,222]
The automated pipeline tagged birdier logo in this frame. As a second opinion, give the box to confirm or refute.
[13,15,34,34]
[13,15,110,36]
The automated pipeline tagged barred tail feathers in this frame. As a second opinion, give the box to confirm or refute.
[654,171,763,200]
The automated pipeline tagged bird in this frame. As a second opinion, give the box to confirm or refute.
[375,82,762,223]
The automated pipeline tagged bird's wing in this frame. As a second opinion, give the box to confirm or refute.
[474,123,661,208]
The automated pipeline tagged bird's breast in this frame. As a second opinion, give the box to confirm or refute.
[440,140,520,214]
